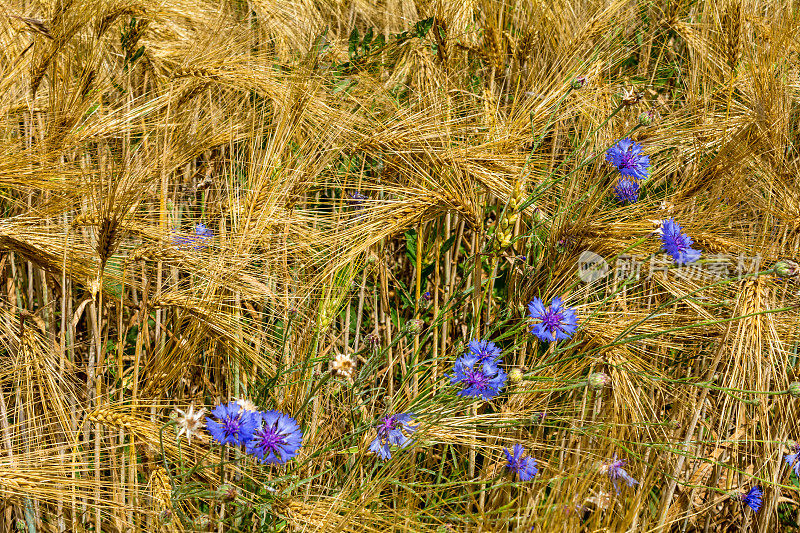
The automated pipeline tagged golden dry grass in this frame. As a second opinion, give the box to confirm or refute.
[0,0,798,532]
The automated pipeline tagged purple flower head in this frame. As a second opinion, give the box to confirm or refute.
[660,218,701,265]
[347,191,368,207]
[368,413,418,460]
[206,401,257,446]
[604,454,638,493]
[503,444,539,481]
[785,444,800,477]
[449,353,507,400]
[173,223,214,250]
[528,297,578,343]
[245,410,303,464]
[467,339,501,363]
[606,138,650,181]
[613,178,640,205]
[740,486,762,512]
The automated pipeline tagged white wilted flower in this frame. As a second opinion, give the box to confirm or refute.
[174,404,206,444]
[330,352,356,382]
[235,398,259,413]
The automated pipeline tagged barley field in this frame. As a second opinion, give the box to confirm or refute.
[0,0,799,531]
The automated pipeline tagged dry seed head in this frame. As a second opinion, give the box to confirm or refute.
[330,352,356,382]
[659,201,675,214]
[621,87,644,106]
[88,408,136,430]
[150,467,172,511]
[174,404,206,444]
[723,1,741,71]
[235,398,259,412]
[95,217,120,266]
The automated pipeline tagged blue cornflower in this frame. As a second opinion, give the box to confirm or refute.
[368,413,418,460]
[606,138,650,180]
[467,339,501,363]
[659,218,701,265]
[449,353,507,400]
[785,444,800,477]
[503,444,539,481]
[173,223,214,250]
[347,191,368,220]
[206,401,257,446]
[348,191,368,205]
[528,297,578,343]
[740,486,763,512]
[245,410,303,464]
[603,454,638,493]
[613,178,640,205]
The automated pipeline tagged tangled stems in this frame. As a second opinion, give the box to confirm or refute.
[518,104,637,212]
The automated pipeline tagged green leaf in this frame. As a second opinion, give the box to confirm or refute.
[363,27,374,52]
[440,234,456,256]
[414,17,434,38]
[332,78,355,94]
[348,28,360,59]
[130,46,145,64]
[405,229,417,264]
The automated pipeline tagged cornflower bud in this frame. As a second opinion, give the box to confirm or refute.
[364,332,380,351]
[405,319,424,335]
[774,260,799,278]
[159,510,173,525]
[588,372,611,391]
[216,484,238,503]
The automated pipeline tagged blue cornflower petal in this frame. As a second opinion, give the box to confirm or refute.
[606,138,650,180]
[785,452,800,477]
[613,178,640,204]
[348,191,368,206]
[194,223,213,238]
[449,354,507,400]
[206,401,257,446]
[504,444,539,481]
[369,413,418,460]
[527,297,578,343]
[660,218,702,265]
[172,223,214,250]
[741,486,762,512]
[467,339,502,363]
[245,410,303,464]
[368,437,392,460]
[604,454,638,494]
